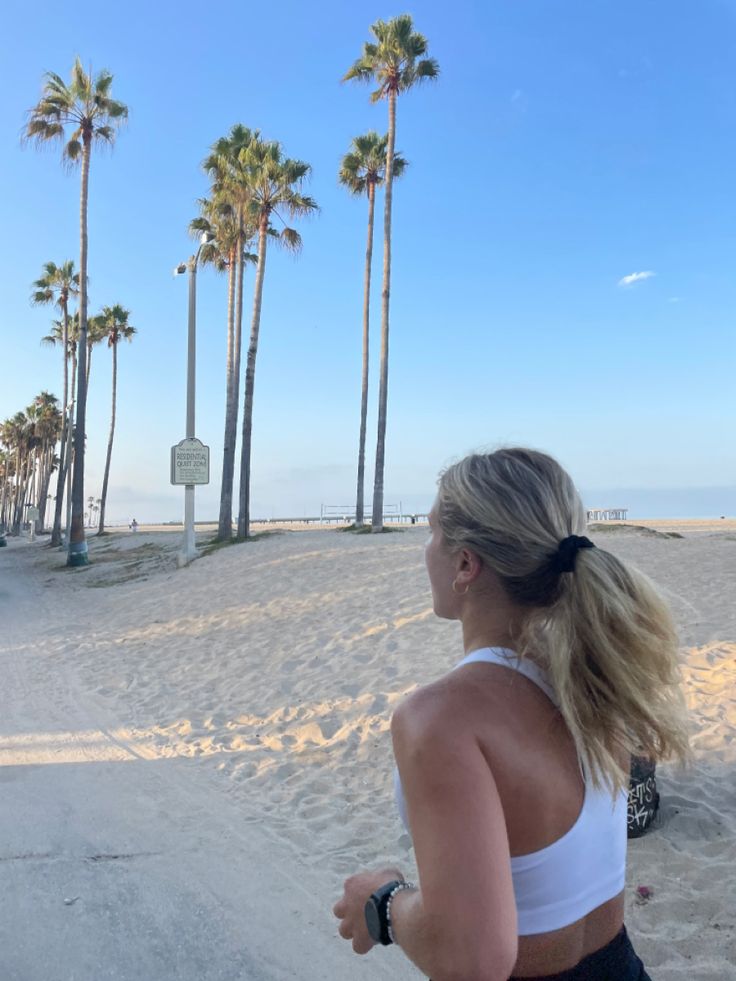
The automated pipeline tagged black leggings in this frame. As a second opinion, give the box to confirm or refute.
[509,926,651,980]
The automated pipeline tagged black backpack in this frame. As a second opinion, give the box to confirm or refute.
[627,756,659,838]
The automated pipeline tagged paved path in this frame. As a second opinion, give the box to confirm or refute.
[0,541,414,981]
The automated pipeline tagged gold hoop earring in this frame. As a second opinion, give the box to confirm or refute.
[452,579,470,596]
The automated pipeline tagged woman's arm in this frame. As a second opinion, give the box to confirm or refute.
[388,688,518,981]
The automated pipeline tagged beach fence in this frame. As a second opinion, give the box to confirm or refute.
[586,508,628,521]
[319,504,431,525]
[320,503,405,525]
[247,507,429,527]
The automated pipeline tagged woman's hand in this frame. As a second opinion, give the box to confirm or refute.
[332,866,404,954]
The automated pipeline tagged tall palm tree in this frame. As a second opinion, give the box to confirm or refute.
[344,15,438,531]
[31,391,62,533]
[85,312,108,388]
[8,397,61,536]
[0,445,13,533]
[189,202,239,537]
[0,420,18,533]
[235,138,318,539]
[25,57,128,565]
[95,304,136,534]
[339,132,407,526]
[23,402,42,517]
[199,124,261,541]
[42,312,80,543]
[31,260,78,545]
[4,411,31,533]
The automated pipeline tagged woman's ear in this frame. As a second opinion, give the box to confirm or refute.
[457,548,483,584]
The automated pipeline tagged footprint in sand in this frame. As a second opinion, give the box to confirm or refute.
[369,693,388,713]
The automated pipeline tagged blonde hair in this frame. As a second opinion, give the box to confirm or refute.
[437,447,691,794]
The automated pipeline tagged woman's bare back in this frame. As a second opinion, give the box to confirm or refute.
[437,661,626,978]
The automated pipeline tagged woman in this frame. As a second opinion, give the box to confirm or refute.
[333,448,689,980]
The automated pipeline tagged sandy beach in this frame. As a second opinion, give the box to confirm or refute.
[1,521,734,979]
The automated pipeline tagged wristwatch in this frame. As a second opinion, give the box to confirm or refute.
[364,879,415,945]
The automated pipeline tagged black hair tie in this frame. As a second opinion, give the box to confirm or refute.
[552,535,596,574]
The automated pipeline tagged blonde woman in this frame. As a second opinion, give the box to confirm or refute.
[333,448,689,980]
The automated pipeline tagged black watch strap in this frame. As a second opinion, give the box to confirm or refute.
[364,879,403,945]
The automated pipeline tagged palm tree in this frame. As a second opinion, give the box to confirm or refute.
[42,312,80,542]
[31,260,78,545]
[95,304,136,534]
[189,203,239,538]
[339,132,407,526]
[234,138,318,539]
[31,391,62,533]
[25,57,128,565]
[3,411,32,533]
[198,124,260,541]
[344,15,438,531]
[0,397,61,537]
[85,312,108,388]
[0,445,13,533]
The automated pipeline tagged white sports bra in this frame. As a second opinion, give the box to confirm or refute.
[393,647,628,935]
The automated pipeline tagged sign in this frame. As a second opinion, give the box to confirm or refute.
[171,438,210,485]
[26,507,39,521]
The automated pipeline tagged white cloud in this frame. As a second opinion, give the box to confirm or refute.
[618,270,656,288]
[510,89,528,112]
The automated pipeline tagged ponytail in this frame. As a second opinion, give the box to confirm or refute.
[518,546,690,794]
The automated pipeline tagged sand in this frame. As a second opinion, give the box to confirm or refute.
[1,521,734,979]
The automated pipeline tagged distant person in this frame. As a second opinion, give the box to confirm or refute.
[333,447,689,980]
[129,518,138,533]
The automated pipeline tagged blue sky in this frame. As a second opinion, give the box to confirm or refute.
[2,0,734,522]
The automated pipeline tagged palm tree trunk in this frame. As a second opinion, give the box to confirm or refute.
[36,443,46,507]
[32,452,41,536]
[65,351,77,542]
[232,241,244,480]
[237,217,269,539]
[0,460,8,529]
[371,90,397,533]
[217,245,239,541]
[97,340,117,535]
[11,446,22,532]
[68,136,90,566]
[38,443,53,532]
[30,447,38,509]
[30,447,41,533]
[50,304,69,546]
[14,451,30,534]
[355,182,376,526]
[3,461,12,530]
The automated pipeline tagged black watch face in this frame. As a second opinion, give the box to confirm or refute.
[364,898,382,942]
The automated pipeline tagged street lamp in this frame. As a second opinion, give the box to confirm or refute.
[173,231,213,565]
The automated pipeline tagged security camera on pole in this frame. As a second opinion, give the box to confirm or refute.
[172,232,213,566]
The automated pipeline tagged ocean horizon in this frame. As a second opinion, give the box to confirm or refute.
[97,484,735,528]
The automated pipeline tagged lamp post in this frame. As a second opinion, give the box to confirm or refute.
[174,232,212,565]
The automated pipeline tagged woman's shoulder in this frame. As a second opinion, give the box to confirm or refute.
[391,662,518,743]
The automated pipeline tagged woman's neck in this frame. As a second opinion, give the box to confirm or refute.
[457,574,525,656]
[461,617,518,656]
